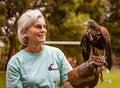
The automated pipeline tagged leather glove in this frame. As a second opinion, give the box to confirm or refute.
[68,55,107,88]
[88,55,108,75]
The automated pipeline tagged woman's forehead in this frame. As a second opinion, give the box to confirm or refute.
[35,17,46,24]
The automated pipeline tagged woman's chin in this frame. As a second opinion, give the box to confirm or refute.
[40,40,46,43]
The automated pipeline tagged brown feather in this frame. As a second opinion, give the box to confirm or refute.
[80,19,112,70]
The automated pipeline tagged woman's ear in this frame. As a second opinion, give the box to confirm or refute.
[21,29,28,40]
[21,29,27,36]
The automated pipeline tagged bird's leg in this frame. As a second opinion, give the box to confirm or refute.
[103,49,110,73]
[103,49,106,60]
[90,45,93,56]
[99,72,104,83]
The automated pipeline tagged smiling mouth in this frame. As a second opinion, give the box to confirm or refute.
[37,34,46,38]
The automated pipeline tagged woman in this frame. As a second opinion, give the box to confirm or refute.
[6,9,73,88]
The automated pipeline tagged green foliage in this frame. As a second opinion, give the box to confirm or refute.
[0,0,120,68]
[95,69,120,88]
[0,16,5,27]
[0,2,7,27]
[105,0,120,53]
[63,13,90,41]
[45,0,91,59]
[0,72,6,88]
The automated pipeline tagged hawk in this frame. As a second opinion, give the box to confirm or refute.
[80,19,112,70]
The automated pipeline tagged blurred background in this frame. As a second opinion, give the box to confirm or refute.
[0,0,120,88]
[0,0,120,71]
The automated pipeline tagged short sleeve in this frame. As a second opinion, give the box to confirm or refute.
[6,57,23,88]
[57,49,73,83]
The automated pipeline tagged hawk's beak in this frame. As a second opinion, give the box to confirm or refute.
[83,21,89,26]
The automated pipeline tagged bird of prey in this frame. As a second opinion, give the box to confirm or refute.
[80,19,112,70]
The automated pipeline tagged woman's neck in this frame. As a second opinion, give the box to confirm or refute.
[25,44,44,53]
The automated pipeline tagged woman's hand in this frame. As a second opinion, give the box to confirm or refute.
[63,81,74,88]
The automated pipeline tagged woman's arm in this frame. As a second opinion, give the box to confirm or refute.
[6,64,23,88]
[63,81,73,88]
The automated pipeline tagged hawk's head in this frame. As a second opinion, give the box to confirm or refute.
[83,20,100,29]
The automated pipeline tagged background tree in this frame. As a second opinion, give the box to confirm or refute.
[0,1,7,35]
[0,0,38,70]
[0,0,120,70]
[44,0,90,65]
[103,0,120,65]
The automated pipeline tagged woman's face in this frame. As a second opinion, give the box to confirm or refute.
[24,17,47,45]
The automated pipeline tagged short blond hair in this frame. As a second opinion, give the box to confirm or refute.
[17,9,44,46]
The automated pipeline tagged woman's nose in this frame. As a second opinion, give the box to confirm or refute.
[40,26,46,32]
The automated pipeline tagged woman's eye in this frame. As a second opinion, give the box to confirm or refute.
[34,24,47,29]
[43,25,47,29]
[34,25,42,29]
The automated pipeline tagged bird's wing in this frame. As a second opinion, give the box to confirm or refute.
[80,31,91,61]
[100,27,112,70]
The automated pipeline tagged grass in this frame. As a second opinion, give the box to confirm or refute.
[0,71,6,88]
[95,69,120,88]
[0,69,120,88]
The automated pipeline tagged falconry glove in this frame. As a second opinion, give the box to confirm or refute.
[68,55,107,88]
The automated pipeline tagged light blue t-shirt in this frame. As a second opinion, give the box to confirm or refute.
[6,45,73,88]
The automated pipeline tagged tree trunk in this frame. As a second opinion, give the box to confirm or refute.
[5,36,15,70]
